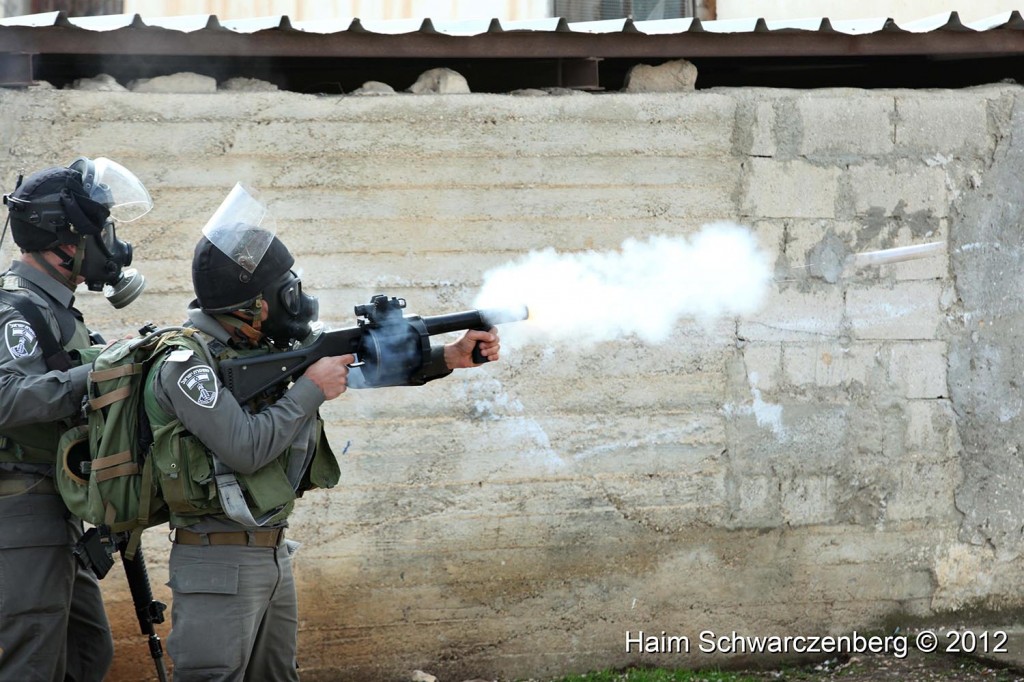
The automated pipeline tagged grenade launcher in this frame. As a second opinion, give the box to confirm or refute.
[219,294,528,403]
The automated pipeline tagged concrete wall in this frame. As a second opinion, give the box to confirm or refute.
[1,84,1022,681]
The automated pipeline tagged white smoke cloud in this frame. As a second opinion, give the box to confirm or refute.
[473,221,771,348]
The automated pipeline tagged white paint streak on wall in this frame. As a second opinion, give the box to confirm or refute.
[722,372,787,439]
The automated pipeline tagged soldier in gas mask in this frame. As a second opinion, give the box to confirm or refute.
[0,157,152,681]
[146,184,500,680]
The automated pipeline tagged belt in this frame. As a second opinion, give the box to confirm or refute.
[0,475,57,496]
[173,528,284,548]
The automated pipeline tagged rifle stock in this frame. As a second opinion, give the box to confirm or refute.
[219,295,527,403]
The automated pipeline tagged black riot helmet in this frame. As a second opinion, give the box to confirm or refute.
[192,230,295,313]
[4,166,109,251]
[192,183,319,347]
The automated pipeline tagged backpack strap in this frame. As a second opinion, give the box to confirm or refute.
[85,362,145,413]
[90,364,144,382]
[0,288,73,372]
[92,450,139,481]
[87,329,192,415]
[3,274,81,347]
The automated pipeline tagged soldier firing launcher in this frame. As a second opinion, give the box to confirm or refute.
[219,294,528,403]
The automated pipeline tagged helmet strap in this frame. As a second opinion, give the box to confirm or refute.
[68,237,87,283]
[0,213,9,255]
[218,316,263,346]
[30,245,79,292]
[217,296,264,345]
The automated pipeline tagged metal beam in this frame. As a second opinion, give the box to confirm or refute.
[559,57,602,89]
[0,52,33,86]
[3,24,1024,60]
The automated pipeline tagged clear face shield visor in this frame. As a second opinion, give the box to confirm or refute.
[201,182,277,273]
[73,157,154,224]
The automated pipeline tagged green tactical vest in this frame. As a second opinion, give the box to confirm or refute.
[0,286,92,464]
[142,332,341,528]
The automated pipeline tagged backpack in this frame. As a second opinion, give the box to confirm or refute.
[56,326,204,558]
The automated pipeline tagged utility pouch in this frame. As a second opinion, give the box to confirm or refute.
[73,526,115,579]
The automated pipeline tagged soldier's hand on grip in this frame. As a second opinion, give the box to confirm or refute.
[304,355,355,400]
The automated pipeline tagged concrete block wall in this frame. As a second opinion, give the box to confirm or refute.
[0,84,1022,681]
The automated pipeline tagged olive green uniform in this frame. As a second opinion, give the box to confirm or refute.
[0,260,113,682]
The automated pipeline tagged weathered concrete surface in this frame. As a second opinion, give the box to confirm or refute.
[0,85,1022,681]
[947,92,1024,568]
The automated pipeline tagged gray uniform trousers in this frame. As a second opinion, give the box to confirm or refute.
[0,491,113,682]
[166,540,299,682]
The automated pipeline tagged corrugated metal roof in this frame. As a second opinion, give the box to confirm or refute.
[2,9,1023,91]
[3,9,1024,35]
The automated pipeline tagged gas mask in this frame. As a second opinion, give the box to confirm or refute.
[67,157,153,308]
[260,269,319,348]
[78,220,144,309]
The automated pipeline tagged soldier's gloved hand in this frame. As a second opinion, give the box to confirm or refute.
[304,355,355,400]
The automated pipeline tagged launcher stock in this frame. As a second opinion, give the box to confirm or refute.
[219,294,528,403]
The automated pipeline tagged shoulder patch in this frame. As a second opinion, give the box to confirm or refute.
[4,320,38,359]
[177,364,219,408]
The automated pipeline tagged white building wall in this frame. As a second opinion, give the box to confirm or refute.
[717,0,1023,21]
[122,0,554,21]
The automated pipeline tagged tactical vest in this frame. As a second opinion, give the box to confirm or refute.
[0,276,92,464]
[142,332,340,528]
